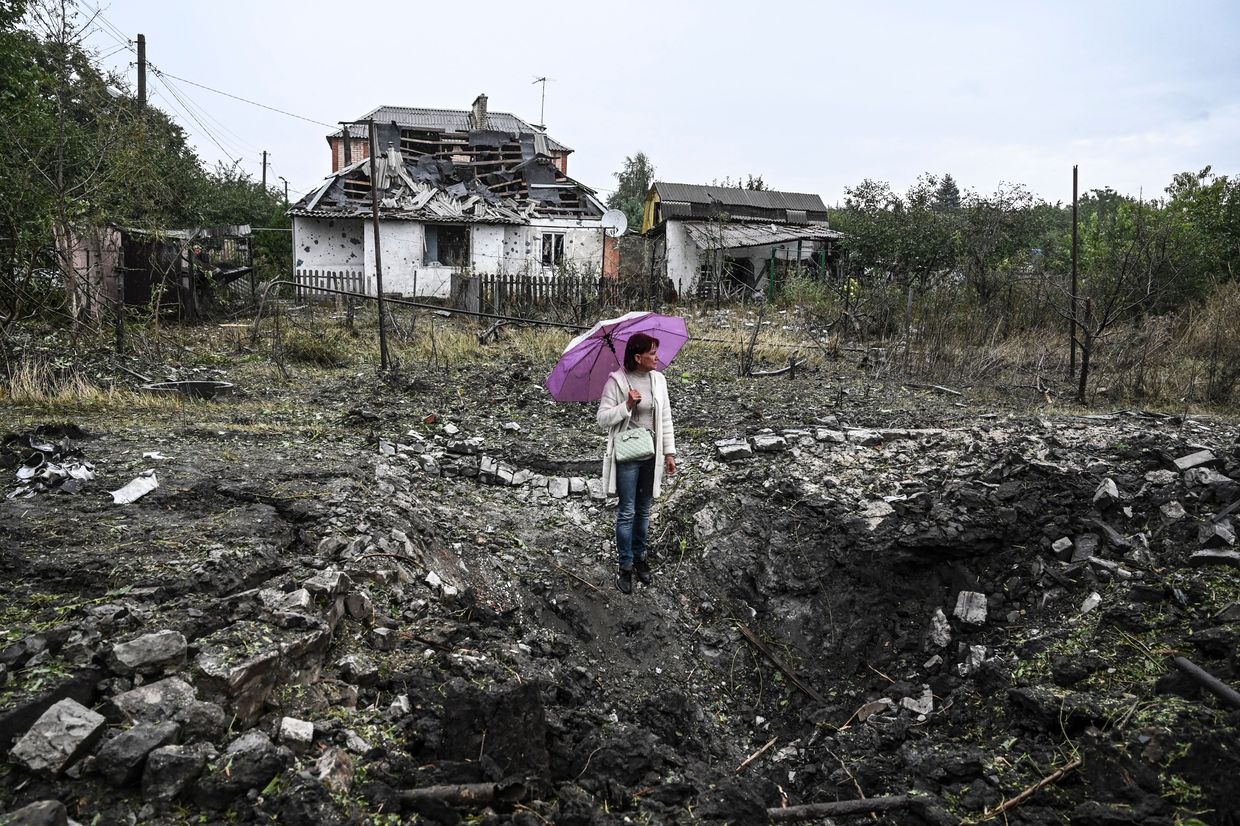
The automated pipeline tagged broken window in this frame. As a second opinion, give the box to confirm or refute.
[542,232,565,267]
[425,225,469,266]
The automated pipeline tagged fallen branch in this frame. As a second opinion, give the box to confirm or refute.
[735,623,824,704]
[980,758,1081,821]
[400,780,527,807]
[477,320,507,344]
[1172,656,1240,709]
[768,795,914,821]
[735,736,778,774]
[552,562,602,594]
[749,357,803,378]
[902,382,963,397]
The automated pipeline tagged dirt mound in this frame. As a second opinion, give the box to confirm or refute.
[2,345,1238,824]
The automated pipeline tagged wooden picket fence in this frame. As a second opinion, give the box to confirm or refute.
[294,267,365,301]
[453,270,633,322]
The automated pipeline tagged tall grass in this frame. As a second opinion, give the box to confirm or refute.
[2,359,187,412]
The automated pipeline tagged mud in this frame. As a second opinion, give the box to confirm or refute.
[2,325,1239,825]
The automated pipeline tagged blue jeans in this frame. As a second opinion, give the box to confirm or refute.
[615,456,655,569]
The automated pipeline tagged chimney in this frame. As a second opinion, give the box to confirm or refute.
[471,93,488,129]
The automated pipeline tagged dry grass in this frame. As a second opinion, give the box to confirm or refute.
[2,359,190,413]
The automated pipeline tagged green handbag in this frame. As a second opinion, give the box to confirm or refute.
[614,420,655,463]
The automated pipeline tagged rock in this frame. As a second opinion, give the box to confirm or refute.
[1174,449,1215,471]
[0,667,101,755]
[548,477,570,499]
[104,677,199,725]
[344,591,373,620]
[714,438,753,461]
[814,428,846,443]
[0,800,68,825]
[1185,466,1234,488]
[314,747,354,795]
[1160,501,1186,521]
[1072,534,1100,563]
[367,627,399,651]
[1188,549,1240,569]
[109,630,187,676]
[856,698,896,722]
[502,421,520,432]
[193,731,287,809]
[1080,592,1103,614]
[303,569,352,598]
[11,698,106,775]
[1198,519,1236,548]
[1051,537,1073,557]
[751,432,787,452]
[569,476,587,495]
[1093,478,1120,503]
[1144,469,1178,485]
[337,654,378,686]
[953,592,987,626]
[96,721,180,787]
[900,686,935,716]
[958,645,988,677]
[176,701,227,741]
[142,744,210,805]
[846,428,883,446]
[929,608,952,648]
[278,717,314,754]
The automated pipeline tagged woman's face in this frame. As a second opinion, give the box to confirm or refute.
[634,345,659,372]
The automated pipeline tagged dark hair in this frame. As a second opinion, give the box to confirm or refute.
[624,333,659,371]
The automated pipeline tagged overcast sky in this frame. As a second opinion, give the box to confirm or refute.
[81,0,1239,210]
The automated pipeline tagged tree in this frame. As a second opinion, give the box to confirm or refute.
[932,174,961,212]
[606,152,655,233]
[1054,193,1177,401]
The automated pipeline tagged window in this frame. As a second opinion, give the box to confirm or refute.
[541,232,565,267]
[424,225,469,266]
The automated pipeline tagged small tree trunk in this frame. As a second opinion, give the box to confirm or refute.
[1076,297,1094,403]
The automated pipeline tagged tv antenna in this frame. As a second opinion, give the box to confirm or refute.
[531,76,554,127]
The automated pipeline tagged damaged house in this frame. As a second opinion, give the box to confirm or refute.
[289,95,616,301]
[642,182,843,299]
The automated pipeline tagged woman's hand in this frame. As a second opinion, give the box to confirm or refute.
[626,389,641,410]
[665,454,677,475]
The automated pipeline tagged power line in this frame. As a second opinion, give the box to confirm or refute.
[146,66,335,128]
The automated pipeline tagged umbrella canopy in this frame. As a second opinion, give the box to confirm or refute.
[546,311,689,402]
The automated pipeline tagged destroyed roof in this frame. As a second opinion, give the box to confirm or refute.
[684,221,842,250]
[335,106,571,154]
[653,182,826,214]
[289,146,603,223]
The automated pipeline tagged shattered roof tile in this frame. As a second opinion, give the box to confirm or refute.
[336,106,571,153]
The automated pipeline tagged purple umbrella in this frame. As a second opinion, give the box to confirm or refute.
[546,311,689,402]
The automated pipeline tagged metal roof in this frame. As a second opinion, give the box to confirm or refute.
[684,222,842,250]
[337,106,571,153]
[653,182,826,213]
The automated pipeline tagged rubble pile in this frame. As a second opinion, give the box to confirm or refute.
[1,353,1238,824]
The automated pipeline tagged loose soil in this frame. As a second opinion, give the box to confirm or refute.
[2,315,1239,825]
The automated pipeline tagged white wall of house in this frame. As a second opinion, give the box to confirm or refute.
[665,220,699,295]
[470,225,504,276]
[529,219,607,276]
[294,215,609,298]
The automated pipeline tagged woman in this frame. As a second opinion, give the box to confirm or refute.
[597,332,677,594]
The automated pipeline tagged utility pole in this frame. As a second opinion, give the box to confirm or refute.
[1069,164,1079,380]
[262,150,268,191]
[366,121,389,370]
[278,176,288,205]
[136,33,146,105]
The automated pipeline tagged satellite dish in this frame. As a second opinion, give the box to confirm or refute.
[600,209,628,238]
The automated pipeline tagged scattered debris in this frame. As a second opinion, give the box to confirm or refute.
[109,471,159,504]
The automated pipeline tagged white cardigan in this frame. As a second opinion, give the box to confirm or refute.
[596,369,676,498]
